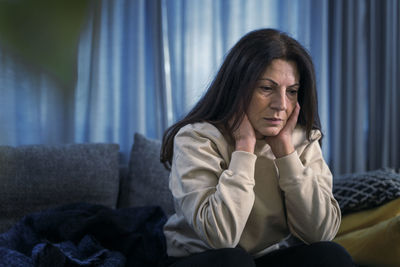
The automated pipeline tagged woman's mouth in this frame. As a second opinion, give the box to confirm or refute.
[264,118,283,125]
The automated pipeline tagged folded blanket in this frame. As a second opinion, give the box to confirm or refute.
[0,203,167,267]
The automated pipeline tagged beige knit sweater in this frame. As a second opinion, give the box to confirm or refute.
[163,122,341,258]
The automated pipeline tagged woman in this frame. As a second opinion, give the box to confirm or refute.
[161,29,353,266]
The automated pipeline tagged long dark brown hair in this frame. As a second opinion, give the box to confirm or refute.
[161,28,321,169]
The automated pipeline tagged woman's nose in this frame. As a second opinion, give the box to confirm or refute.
[270,92,287,111]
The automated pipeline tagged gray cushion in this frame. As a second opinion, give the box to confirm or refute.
[0,143,120,233]
[118,133,174,217]
[333,168,400,215]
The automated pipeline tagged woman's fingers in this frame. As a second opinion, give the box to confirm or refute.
[233,114,256,153]
[265,103,300,158]
[285,102,300,132]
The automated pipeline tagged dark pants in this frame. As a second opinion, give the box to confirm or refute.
[166,241,355,267]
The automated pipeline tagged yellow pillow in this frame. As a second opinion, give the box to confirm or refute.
[334,215,400,267]
[337,197,400,236]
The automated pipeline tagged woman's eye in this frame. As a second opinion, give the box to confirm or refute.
[288,89,298,95]
[260,86,272,91]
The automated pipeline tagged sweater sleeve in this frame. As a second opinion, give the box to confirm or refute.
[274,137,341,243]
[169,126,257,249]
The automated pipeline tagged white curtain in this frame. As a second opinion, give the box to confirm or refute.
[0,0,398,173]
[74,0,168,162]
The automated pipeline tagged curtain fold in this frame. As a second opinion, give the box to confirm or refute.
[327,0,399,174]
[328,0,369,174]
[0,50,69,146]
[74,0,167,162]
[367,0,400,171]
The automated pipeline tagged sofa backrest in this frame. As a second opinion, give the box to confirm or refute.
[0,143,120,233]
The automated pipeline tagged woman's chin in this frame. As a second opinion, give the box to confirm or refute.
[257,127,282,138]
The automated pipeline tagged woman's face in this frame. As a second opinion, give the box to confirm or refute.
[247,59,300,139]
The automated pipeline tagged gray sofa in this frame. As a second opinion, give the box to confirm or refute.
[0,133,174,234]
[2,133,400,266]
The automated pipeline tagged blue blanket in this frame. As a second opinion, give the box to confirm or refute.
[0,203,167,267]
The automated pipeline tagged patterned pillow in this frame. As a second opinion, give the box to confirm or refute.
[333,168,400,215]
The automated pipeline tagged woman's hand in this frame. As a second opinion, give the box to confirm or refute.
[265,102,300,158]
[232,114,257,154]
